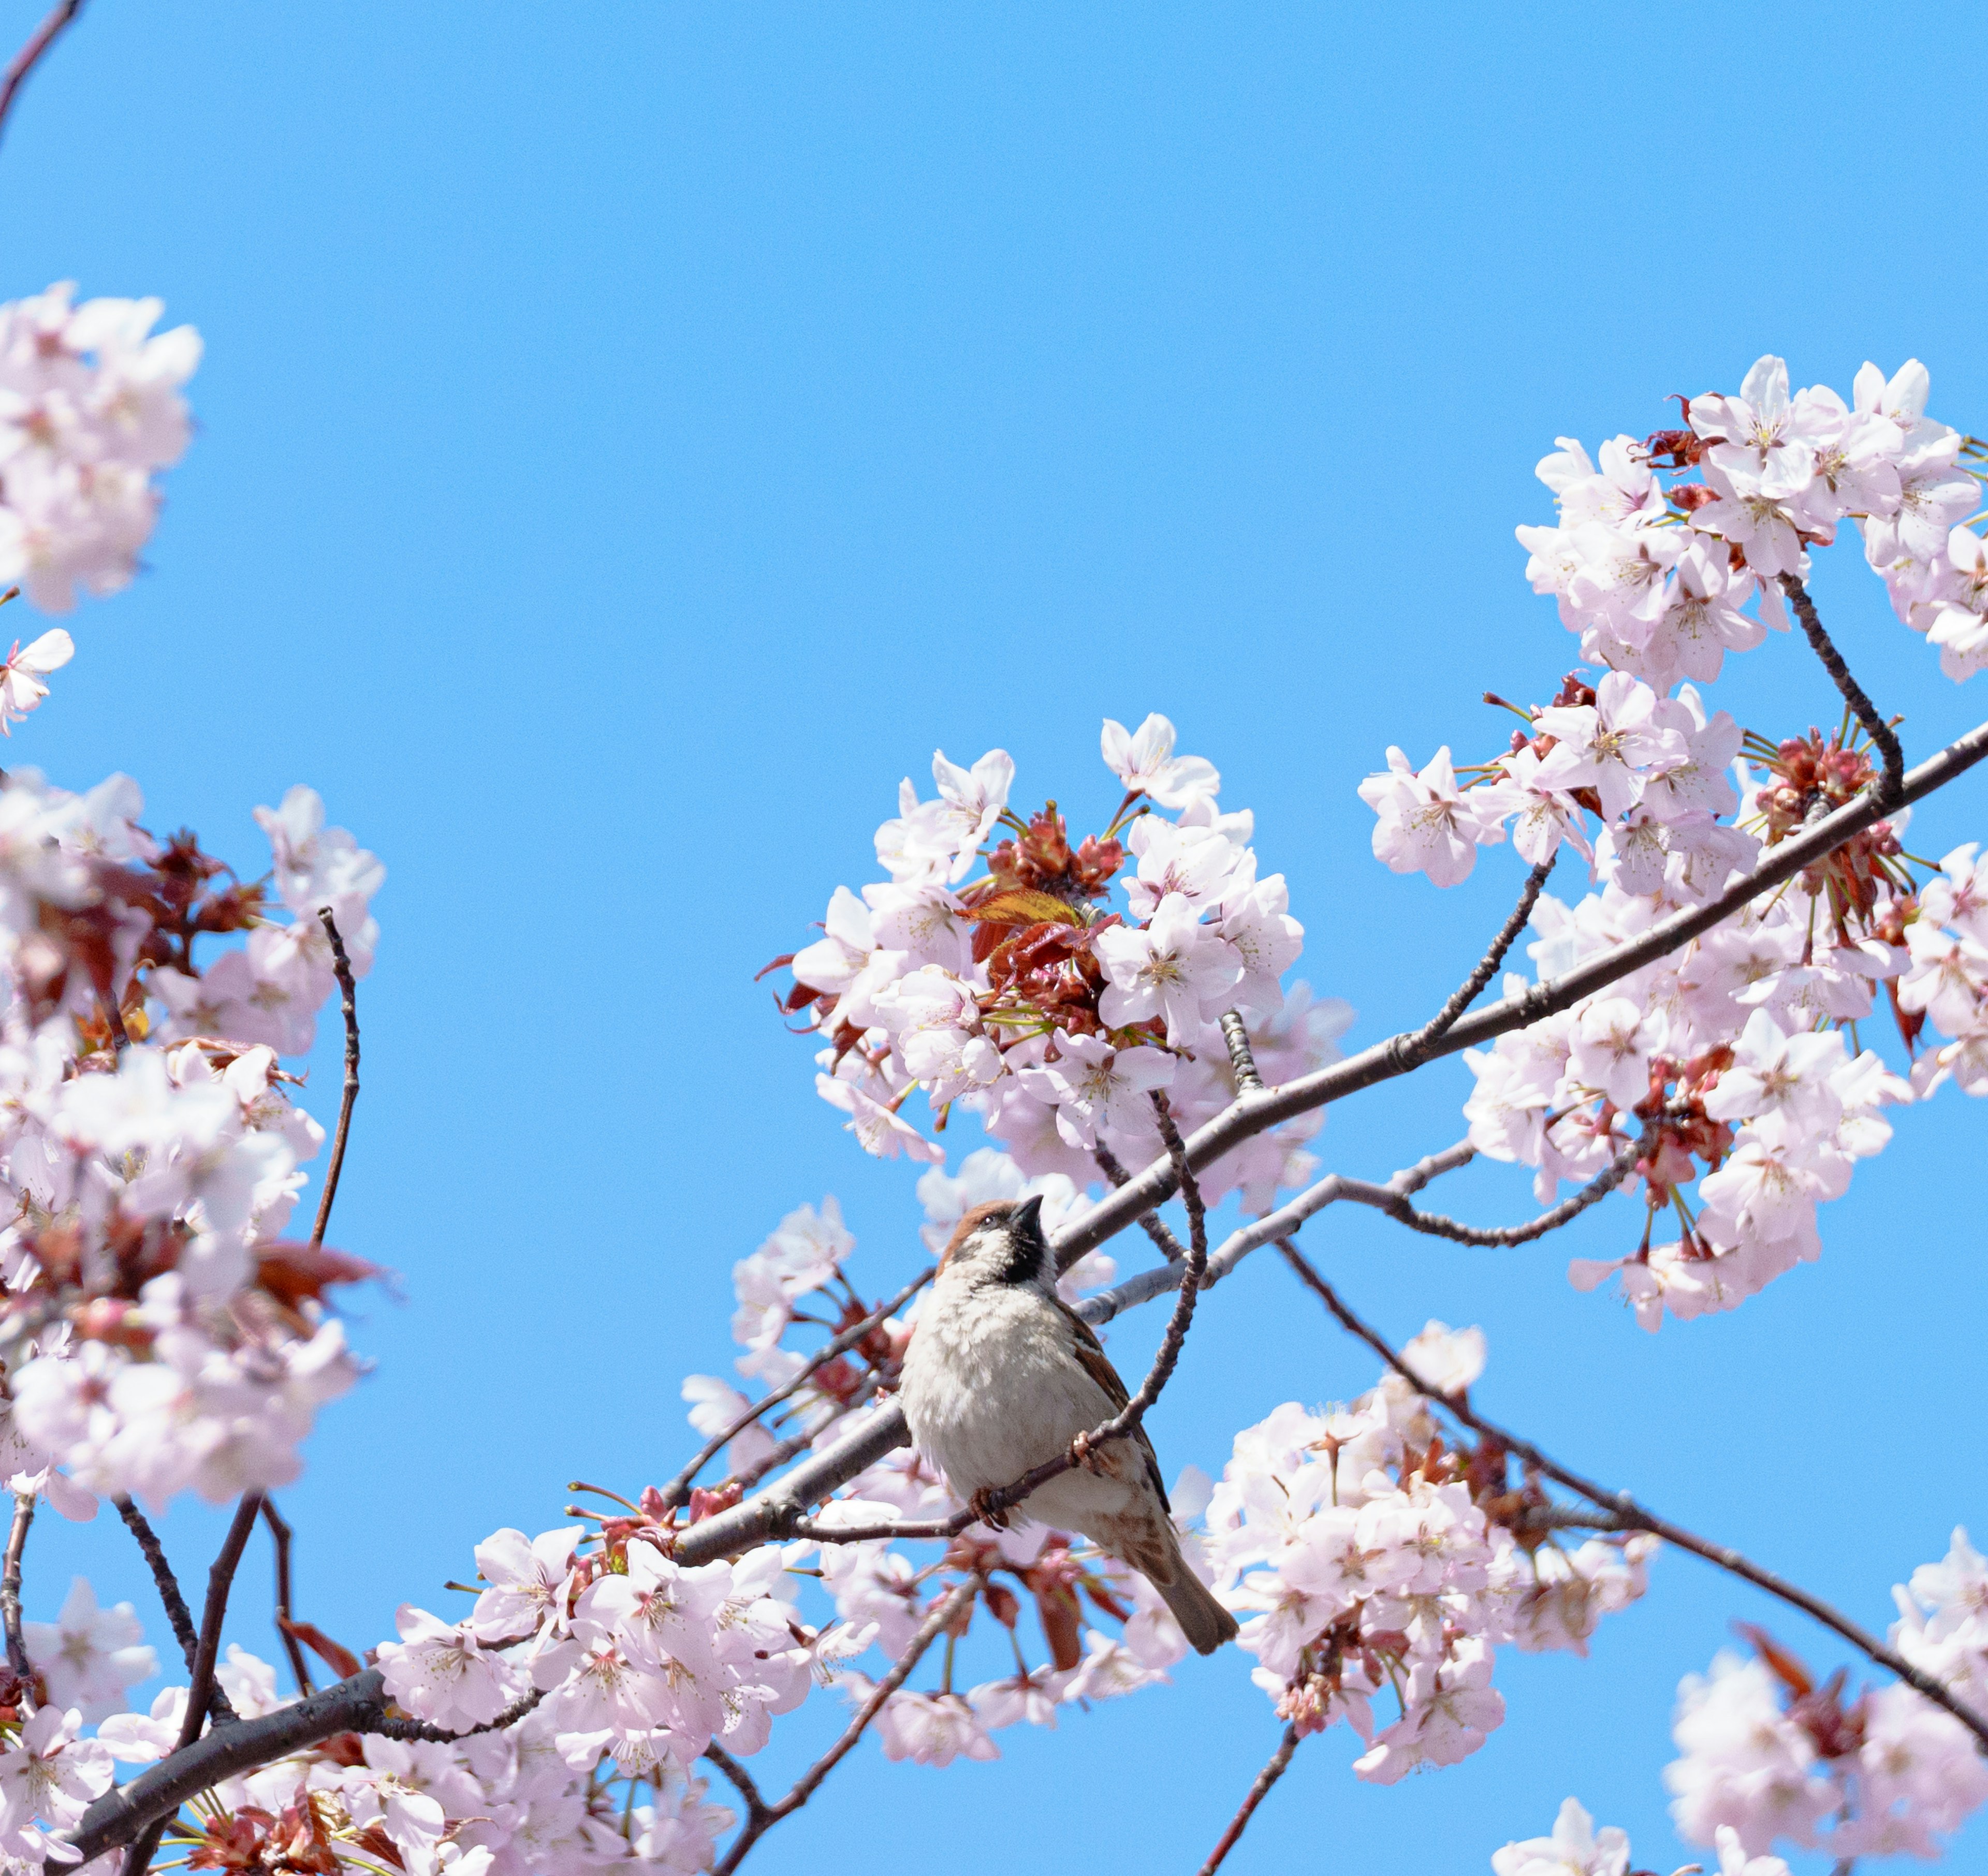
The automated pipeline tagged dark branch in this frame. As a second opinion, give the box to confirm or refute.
[1408,857,1558,1054]
[1276,1241,1988,1752]
[1781,573,1906,802]
[114,1496,236,1722]
[1198,1724,1302,1875]
[1,1493,29,1679]
[1093,1141,1188,1263]
[681,716,1988,1574]
[308,909,361,1249]
[659,1267,932,1511]
[0,0,83,148]
[712,1577,978,1874]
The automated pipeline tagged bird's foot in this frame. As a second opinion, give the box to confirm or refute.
[1068,1428,1107,1474]
[968,1487,1012,1531]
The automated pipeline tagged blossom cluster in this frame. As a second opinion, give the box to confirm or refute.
[779,714,1348,1213]
[0,283,200,615]
[1357,353,1988,1329]
[1665,1534,1988,1863]
[0,768,383,1509]
[1203,1324,1654,1781]
[42,1626,732,1873]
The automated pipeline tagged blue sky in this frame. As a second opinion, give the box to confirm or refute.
[6,4,1988,1870]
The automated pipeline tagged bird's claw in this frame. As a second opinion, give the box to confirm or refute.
[1069,1429,1106,1474]
[968,1487,1011,1531]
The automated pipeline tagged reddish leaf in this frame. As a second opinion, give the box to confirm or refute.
[280,1617,363,1682]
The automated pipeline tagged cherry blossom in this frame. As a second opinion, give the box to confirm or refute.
[1100,712,1219,809]
[22,1578,155,1724]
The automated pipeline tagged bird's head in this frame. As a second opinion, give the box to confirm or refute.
[939,1195,1053,1290]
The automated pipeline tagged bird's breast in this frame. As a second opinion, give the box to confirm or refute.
[900,1281,1115,1497]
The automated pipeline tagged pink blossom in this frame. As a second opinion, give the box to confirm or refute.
[378,1606,527,1729]
[1100,712,1220,809]
[1094,892,1241,1044]
[1357,745,1504,887]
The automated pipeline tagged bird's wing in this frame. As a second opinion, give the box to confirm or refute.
[1054,1297,1171,1515]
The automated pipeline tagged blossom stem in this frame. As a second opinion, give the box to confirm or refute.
[1276,1240,1988,1752]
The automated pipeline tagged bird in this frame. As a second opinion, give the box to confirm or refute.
[899,1193,1238,1657]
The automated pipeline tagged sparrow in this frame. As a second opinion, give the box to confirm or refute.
[899,1194,1238,1657]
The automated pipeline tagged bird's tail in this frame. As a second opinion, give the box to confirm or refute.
[1157,1557,1239,1656]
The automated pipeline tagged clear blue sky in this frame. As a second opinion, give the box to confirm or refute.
[8,5,1987,1871]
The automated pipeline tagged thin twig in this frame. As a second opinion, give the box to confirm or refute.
[1781,573,1906,802]
[1413,857,1557,1050]
[1093,1141,1187,1263]
[259,1498,313,1697]
[0,0,83,148]
[1349,1138,1639,1246]
[711,1578,979,1874]
[367,1686,544,1742]
[179,1493,262,1743]
[309,909,360,1249]
[659,1268,932,1511]
[113,1496,237,1722]
[1198,1724,1302,1874]
[1276,1241,1988,1752]
[1,1494,31,1680]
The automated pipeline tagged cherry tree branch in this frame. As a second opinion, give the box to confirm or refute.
[0,0,82,148]
[1,1494,29,1680]
[1198,1724,1302,1875]
[1780,573,1905,802]
[308,908,361,1249]
[60,715,1988,1857]
[658,1267,932,1512]
[674,716,1988,1573]
[711,1576,980,1875]
[113,1496,237,1723]
[1276,1240,1988,1751]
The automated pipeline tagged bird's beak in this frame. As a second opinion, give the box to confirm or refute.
[1013,1194,1046,1235]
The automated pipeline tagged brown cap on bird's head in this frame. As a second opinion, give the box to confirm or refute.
[939,1194,1045,1271]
